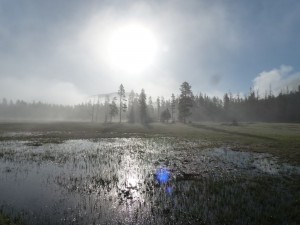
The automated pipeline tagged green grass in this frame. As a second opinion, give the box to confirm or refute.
[0,212,17,225]
[0,123,299,224]
[0,121,299,164]
[0,210,25,225]
[188,122,300,164]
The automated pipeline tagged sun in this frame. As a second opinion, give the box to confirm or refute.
[107,24,158,73]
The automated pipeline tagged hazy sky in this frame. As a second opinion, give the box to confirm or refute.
[1,0,300,104]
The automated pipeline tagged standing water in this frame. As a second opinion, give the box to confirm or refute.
[0,137,299,224]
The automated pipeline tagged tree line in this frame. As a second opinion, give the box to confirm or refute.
[1,82,300,123]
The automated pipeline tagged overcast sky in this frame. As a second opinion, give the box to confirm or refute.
[1,0,300,104]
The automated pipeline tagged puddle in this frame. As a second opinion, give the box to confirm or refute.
[0,138,299,224]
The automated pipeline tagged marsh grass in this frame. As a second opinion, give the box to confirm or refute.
[0,210,25,225]
[0,211,15,225]
[0,122,299,224]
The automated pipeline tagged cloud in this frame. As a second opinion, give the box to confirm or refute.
[49,1,240,98]
[253,65,300,97]
[1,1,300,104]
[0,1,244,101]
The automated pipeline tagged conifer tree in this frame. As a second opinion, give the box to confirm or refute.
[139,89,147,124]
[118,84,127,123]
[178,82,194,123]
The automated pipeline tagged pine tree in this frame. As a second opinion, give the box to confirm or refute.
[171,93,176,122]
[118,84,127,123]
[128,90,135,123]
[109,98,118,122]
[139,89,147,124]
[223,93,230,111]
[104,95,110,123]
[147,96,155,121]
[156,97,160,121]
[178,81,194,123]
[160,108,171,123]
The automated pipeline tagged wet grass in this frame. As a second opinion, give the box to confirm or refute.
[189,122,300,164]
[0,210,24,225]
[0,122,300,224]
[0,212,15,225]
[1,121,299,163]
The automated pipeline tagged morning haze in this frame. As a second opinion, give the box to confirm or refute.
[0,1,299,225]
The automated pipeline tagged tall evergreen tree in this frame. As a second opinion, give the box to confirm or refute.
[160,108,171,123]
[104,95,110,123]
[139,89,147,124]
[223,93,230,119]
[118,84,127,123]
[109,98,118,122]
[178,81,194,123]
[147,96,155,121]
[156,97,160,121]
[128,90,135,123]
[161,96,166,110]
[171,93,176,122]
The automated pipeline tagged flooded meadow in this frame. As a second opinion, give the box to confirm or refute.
[0,134,299,224]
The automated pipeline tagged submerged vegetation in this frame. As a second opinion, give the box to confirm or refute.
[0,122,299,224]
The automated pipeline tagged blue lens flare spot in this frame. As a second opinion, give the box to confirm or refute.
[166,186,173,195]
[156,168,171,184]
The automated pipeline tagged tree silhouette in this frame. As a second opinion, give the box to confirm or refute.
[104,95,110,123]
[128,90,135,123]
[118,84,127,123]
[156,97,160,122]
[139,89,147,124]
[171,93,176,122]
[109,98,118,122]
[1,82,299,123]
[178,81,194,123]
[147,96,155,121]
[223,93,230,120]
[160,108,171,123]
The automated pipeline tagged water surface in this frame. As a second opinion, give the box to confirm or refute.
[0,138,299,224]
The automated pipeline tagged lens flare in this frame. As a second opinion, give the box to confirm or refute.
[156,168,171,184]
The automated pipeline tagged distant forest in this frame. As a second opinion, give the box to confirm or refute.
[1,82,300,123]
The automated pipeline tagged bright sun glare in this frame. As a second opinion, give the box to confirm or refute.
[107,24,158,73]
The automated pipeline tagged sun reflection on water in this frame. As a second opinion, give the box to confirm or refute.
[127,176,138,188]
